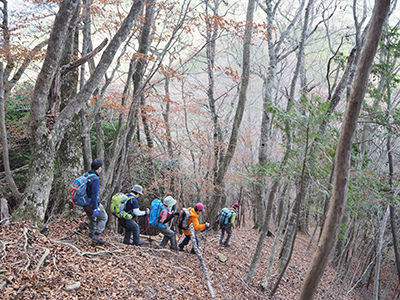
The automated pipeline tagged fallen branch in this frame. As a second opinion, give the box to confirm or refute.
[35,247,50,273]
[189,224,216,300]
[51,239,123,256]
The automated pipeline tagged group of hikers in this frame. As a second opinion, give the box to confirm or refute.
[76,159,239,251]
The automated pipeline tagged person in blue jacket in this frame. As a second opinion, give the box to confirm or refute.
[119,184,149,245]
[82,159,108,244]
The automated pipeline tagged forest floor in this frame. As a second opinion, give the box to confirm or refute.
[0,214,386,299]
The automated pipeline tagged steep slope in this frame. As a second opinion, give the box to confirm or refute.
[0,215,369,299]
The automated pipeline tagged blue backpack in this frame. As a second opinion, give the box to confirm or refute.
[70,173,97,207]
[219,208,233,226]
[149,199,168,228]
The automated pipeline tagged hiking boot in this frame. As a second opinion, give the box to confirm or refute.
[190,249,196,254]
[92,233,106,244]
[170,247,179,251]
[134,240,145,246]
[224,242,231,246]
[123,241,134,245]
[178,247,185,252]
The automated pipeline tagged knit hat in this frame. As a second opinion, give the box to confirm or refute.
[195,203,205,212]
[91,159,103,171]
[232,203,239,209]
[131,185,143,195]
[163,196,177,207]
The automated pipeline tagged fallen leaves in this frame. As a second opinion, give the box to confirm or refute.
[0,216,375,299]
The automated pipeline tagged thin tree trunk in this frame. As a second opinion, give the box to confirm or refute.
[299,1,390,298]
[79,0,93,171]
[374,206,390,300]
[270,128,309,295]
[0,63,23,200]
[261,177,293,289]
[208,0,256,224]
[243,178,280,282]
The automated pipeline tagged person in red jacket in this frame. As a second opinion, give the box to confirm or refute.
[178,203,209,254]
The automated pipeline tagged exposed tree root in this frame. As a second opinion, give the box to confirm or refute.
[35,247,50,273]
[51,239,123,257]
[22,227,31,272]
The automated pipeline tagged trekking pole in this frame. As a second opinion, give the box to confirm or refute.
[203,227,209,256]
[146,213,152,245]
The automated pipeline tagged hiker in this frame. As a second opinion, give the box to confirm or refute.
[82,159,108,244]
[119,184,149,246]
[158,196,179,250]
[218,203,239,246]
[178,203,210,254]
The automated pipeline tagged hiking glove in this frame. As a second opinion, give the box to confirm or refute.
[92,209,99,217]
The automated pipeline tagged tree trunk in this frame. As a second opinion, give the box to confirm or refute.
[299,1,390,298]
[53,14,84,217]
[261,177,293,289]
[390,205,400,286]
[13,0,145,224]
[79,0,93,171]
[374,207,390,300]
[0,63,23,200]
[207,0,256,224]
[162,75,176,193]
[243,177,280,282]
[12,0,81,223]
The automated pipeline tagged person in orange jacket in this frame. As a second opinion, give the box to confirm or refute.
[178,203,210,253]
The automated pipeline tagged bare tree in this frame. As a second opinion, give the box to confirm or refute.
[207,0,256,224]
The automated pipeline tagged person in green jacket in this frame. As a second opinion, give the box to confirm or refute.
[218,203,239,246]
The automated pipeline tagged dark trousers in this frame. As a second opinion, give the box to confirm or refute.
[179,234,199,253]
[120,218,140,244]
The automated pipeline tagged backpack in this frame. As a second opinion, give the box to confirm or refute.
[149,199,168,228]
[219,208,233,226]
[177,207,191,233]
[110,193,133,219]
[70,173,97,207]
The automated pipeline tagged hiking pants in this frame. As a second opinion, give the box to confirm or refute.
[219,225,232,245]
[159,226,177,249]
[83,203,108,237]
[120,218,141,245]
[179,234,199,253]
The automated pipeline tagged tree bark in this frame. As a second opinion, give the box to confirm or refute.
[53,15,83,217]
[299,1,390,299]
